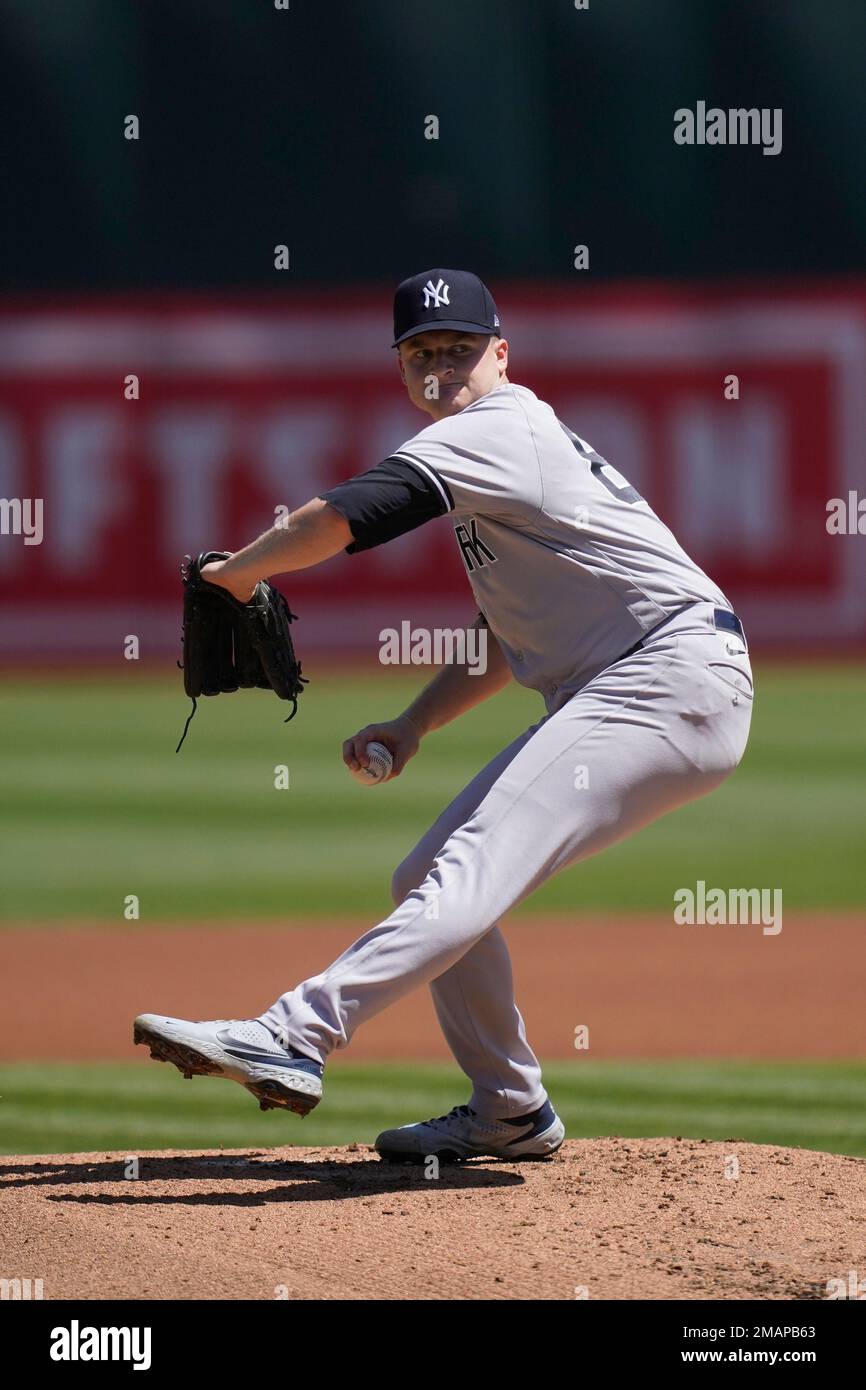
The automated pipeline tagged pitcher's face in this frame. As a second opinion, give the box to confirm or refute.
[397,330,508,420]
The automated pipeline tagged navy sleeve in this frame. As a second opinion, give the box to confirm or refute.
[319,455,450,554]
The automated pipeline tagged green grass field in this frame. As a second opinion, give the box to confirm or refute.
[0,663,864,921]
[2,666,862,1159]
[2,1060,865,1157]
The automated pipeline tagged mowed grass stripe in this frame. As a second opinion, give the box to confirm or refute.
[2,1061,865,1157]
[1,665,864,920]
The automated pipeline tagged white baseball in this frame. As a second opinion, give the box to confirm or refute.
[350,740,393,786]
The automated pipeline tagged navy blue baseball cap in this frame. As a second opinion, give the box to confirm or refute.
[392,268,501,347]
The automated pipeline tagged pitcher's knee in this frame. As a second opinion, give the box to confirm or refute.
[391,856,427,907]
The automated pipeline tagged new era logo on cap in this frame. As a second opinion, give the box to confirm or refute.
[393,268,501,347]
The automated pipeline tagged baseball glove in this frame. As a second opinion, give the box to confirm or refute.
[175,550,308,751]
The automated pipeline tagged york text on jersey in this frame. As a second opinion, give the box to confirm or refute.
[455,519,498,572]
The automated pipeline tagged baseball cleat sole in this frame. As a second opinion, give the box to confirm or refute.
[132,1016,323,1117]
[133,1021,223,1078]
[244,1079,320,1116]
[377,1146,561,1165]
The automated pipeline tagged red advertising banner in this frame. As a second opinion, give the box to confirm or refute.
[0,282,864,656]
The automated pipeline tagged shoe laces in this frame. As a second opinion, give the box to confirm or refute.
[427,1105,475,1130]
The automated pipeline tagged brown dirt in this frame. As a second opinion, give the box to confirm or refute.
[1,914,863,1061]
[4,915,863,1302]
[2,1138,864,1300]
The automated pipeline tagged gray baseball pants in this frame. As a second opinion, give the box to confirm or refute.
[259,600,753,1118]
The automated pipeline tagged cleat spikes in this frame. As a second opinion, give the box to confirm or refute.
[244,1079,320,1118]
[134,1016,323,1117]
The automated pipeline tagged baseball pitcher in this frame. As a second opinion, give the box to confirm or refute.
[135,268,754,1163]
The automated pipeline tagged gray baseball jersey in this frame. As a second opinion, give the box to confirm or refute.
[322,380,730,712]
[269,377,753,1122]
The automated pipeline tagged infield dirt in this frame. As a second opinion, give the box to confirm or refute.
[2,1138,864,1300]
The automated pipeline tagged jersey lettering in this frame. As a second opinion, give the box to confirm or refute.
[557,418,644,504]
[589,459,644,505]
[455,519,498,572]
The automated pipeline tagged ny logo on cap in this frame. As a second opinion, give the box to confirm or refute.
[422,278,450,309]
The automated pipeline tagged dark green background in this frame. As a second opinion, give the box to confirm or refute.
[2,0,864,290]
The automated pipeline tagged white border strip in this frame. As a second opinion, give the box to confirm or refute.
[391,453,454,512]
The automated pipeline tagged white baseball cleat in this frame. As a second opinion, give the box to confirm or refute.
[374,1099,565,1163]
[133,1014,323,1116]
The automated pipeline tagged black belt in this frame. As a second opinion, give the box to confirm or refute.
[713,608,746,643]
[621,606,746,661]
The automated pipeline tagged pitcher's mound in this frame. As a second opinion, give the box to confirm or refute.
[2,1137,863,1300]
